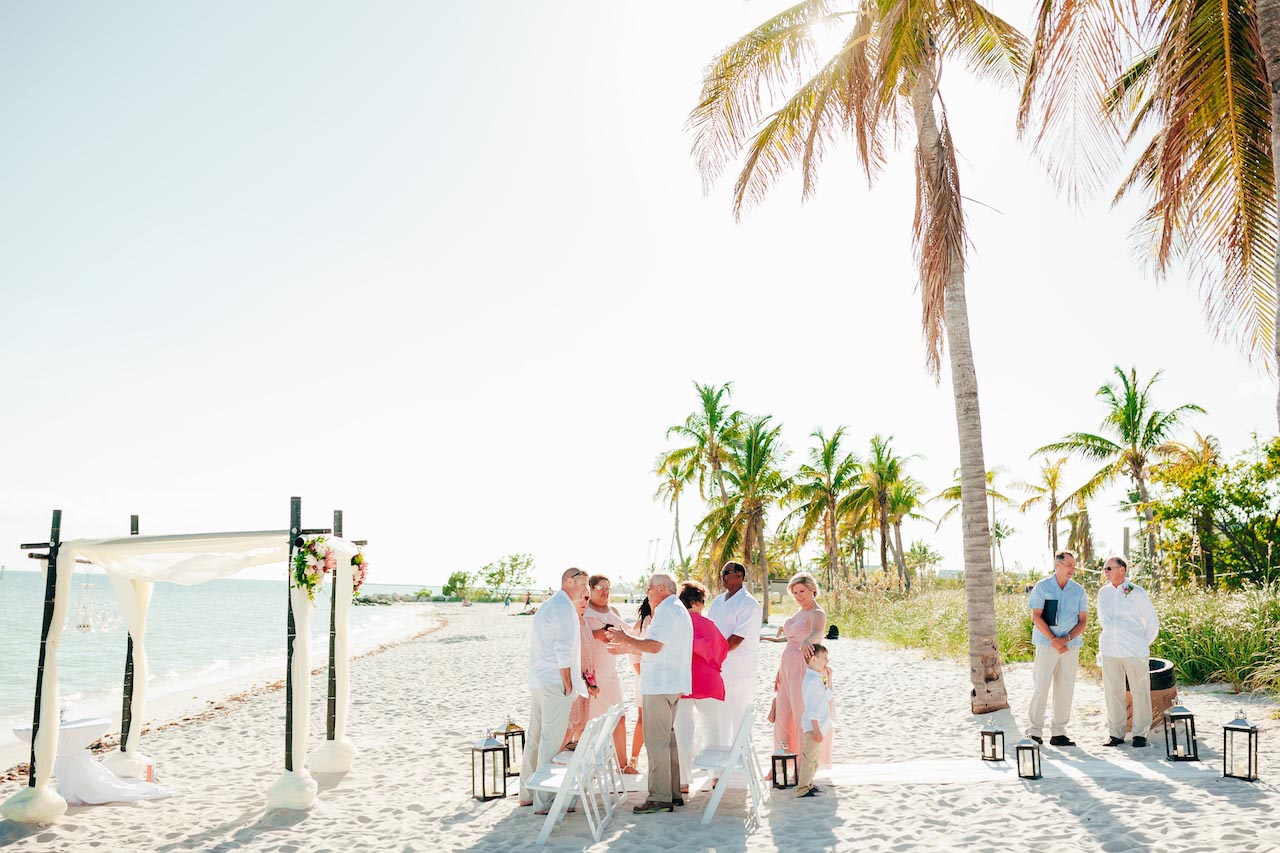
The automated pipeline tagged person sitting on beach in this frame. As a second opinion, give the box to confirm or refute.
[518,568,589,813]
[583,574,635,772]
[1097,555,1160,748]
[772,573,829,773]
[562,584,599,751]
[625,595,653,773]
[796,643,834,798]
[706,560,761,744]
[674,580,727,795]
[1027,550,1088,747]
[606,573,692,815]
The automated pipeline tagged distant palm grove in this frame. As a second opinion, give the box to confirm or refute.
[655,374,1280,694]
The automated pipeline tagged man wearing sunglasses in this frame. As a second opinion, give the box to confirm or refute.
[706,561,762,744]
[518,568,590,810]
[1098,555,1160,748]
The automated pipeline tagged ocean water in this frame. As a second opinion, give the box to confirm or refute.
[0,570,427,724]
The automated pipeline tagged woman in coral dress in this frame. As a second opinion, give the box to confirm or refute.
[772,572,831,768]
[583,574,635,771]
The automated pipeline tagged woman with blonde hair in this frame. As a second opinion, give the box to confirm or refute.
[770,572,831,771]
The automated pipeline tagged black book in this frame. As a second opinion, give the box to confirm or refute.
[1041,598,1059,627]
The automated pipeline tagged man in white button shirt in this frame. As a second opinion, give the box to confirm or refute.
[706,560,761,743]
[518,568,589,811]
[606,572,692,814]
[1098,555,1160,748]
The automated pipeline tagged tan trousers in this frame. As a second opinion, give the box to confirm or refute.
[1027,645,1079,738]
[641,693,681,804]
[796,729,822,796]
[1102,655,1152,740]
[518,684,575,809]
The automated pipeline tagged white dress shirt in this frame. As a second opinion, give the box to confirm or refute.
[707,588,762,682]
[1097,582,1160,658]
[527,589,587,697]
[641,593,693,696]
[801,668,834,733]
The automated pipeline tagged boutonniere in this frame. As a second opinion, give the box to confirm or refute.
[1121,583,1134,597]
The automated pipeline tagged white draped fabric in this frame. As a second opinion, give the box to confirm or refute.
[1,529,361,823]
[312,538,358,773]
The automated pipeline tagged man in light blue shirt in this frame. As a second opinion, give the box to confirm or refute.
[1026,550,1089,747]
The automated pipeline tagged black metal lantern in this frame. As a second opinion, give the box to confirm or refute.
[472,734,508,800]
[1223,711,1259,781]
[1163,705,1199,762]
[495,718,525,778]
[1015,739,1042,780]
[771,746,798,789]
[980,720,1005,762]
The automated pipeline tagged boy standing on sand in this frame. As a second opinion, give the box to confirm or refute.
[796,643,833,798]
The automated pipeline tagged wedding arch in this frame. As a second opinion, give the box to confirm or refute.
[1,497,366,824]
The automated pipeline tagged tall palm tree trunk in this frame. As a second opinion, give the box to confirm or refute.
[1049,494,1059,555]
[1262,0,1280,432]
[824,508,840,586]
[893,521,911,592]
[672,501,686,579]
[755,516,771,624]
[912,76,1008,714]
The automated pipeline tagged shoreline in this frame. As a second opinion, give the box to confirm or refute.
[0,603,443,779]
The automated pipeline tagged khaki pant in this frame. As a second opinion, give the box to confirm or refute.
[642,693,681,805]
[796,729,822,796]
[1102,655,1152,740]
[518,684,575,809]
[1027,645,1079,738]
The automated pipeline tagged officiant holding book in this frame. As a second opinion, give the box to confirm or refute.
[1026,550,1089,747]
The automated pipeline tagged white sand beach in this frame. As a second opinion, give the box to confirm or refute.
[2,601,1278,852]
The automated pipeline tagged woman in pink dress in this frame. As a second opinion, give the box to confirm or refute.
[772,572,831,768]
[562,586,599,750]
[583,574,636,772]
[674,580,728,793]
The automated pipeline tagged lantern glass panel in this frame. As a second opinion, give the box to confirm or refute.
[1015,741,1041,779]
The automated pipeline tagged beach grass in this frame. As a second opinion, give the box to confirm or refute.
[811,582,1280,692]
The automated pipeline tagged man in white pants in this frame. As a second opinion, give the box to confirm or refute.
[1098,555,1160,748]
[1026,550,1089,747]
[518,568,589,811]
[706,561,761,743]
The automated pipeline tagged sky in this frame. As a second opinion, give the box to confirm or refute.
[0,1,1274,591]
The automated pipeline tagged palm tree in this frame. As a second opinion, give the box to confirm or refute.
[1156,432,1224,588]
[696,415,790,623]
[934,467,1014,572]
[1016,457,1069,555]
[887,477,930,591]
[653,452,697,577]
[781,427,862,588]
[1063,495,1094,566]
[1022,1,1278,427]
[666,381,742,504]
[847,435,919,590]
[1037,366,1205,567]
[689,0,1026,713]
[990,518,1016,571]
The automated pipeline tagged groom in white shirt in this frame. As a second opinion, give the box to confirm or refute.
[518,567,589,811]
[1098,555,1160,748]
[706,560,761,743]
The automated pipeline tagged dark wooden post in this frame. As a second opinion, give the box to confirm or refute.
[29,509,63,787]
[285,497,301,772]
[120,514,139,753]
[327,510,342,742]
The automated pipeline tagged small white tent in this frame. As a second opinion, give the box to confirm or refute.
[1,498,361,824]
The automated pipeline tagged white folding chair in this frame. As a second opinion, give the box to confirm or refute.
[528,715,605,846]
[587,705,627,819]
[691,706,764,826]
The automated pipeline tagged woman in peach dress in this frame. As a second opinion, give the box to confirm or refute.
[771,572,831,768]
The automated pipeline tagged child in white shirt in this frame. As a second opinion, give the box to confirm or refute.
[797,643,833,797]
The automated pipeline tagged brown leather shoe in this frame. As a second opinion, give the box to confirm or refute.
[632,800,673,814]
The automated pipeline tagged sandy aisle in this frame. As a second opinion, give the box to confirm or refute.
[1,601,1277,852]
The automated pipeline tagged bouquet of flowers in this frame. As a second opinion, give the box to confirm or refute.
[351,551,369,599]
[294,536,334,601]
